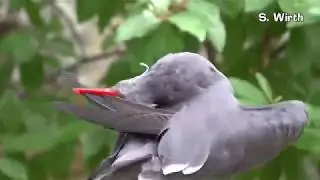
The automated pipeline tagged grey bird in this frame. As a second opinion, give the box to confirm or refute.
[54,52,309,180]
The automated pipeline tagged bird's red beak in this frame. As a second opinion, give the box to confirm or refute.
[72,88,121,97]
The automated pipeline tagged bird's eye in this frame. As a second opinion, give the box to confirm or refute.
[209,67,215,72]
[153,99,170,108]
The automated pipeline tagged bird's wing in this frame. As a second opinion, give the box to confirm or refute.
[157,80,242,176]
[54,102,171,135]
[157,93,214,175]
[157,99,308,177]
[57,72,172,179]
[87,133,131,180]
[194,100,308,177]
[232,100,308,173]
[89,137,156,180]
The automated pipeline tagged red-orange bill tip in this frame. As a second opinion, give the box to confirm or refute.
[72,88,120,97]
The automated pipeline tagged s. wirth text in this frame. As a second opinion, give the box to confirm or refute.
[258,12,304,22]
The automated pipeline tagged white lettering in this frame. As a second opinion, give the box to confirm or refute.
[273,12,304,22]
[258,13,268,22]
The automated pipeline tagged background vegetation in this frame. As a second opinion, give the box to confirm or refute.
[1,0,320,179]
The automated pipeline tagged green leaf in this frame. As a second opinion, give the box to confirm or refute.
[181,32,201,52]
[0,58,14,99]
[105,23,184,84]
[213,0,245,17]
[295,128,320,151]
[285,27,316,75]
[42,142,76,179]
[2,132,57,152]
[43,55,60,68]
[55,121,95,144]
[0,91,24,133]
[0,158,28,180]
[82,128,115,160]
[97,0,125,32]
[47,17,63,34]
[207,15,226,52]
[19,53,44,92]
[187,0,219,22]
[104,58,133,86]
[307,104,320,127]
[116,10,160,42]
[169,11,207,42]
[258,158,282,180]
[281,148,308,180]
[27,156,47,180]
[83,140,112,171]
[0,31,38,63]
[236,169,260,180]
[185,0,226,51]
[230,77,268,104]
[303,22,320,54]
[255,72,273,102]
[136,23,185,64]
[23,112,49,133]
[25,0,44,27]
[47,37,75,56]
[23,99,57,120]
[127,23,184,73]
[9,0,26,10]
[222,15,246,72]
[277,0,320,27]
[245,0,275,12]
[76,0,101,22]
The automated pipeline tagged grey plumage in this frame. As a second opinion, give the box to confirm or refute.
[114,52,228,105]
[54,52,309,180]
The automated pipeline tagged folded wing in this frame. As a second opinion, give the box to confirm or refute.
[232,100,308,173]
[54,101,171,135]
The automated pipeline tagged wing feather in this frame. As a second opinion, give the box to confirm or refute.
[54,102,171,134]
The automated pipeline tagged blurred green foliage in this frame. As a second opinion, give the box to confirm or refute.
[0,0,320,179]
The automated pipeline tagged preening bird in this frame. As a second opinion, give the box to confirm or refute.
[54,52,309,180]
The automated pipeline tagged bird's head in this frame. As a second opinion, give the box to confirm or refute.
[110,52,233,107]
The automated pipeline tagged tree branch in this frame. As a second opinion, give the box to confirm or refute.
[49,1,87,56]
[45,48,125,82]
[204,40,217,65]
[0,18,20,39]
[13,48,124,100]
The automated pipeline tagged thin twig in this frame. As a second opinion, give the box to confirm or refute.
[45,48,124,82]
[204,40,217,65]
[13,49,124,100]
